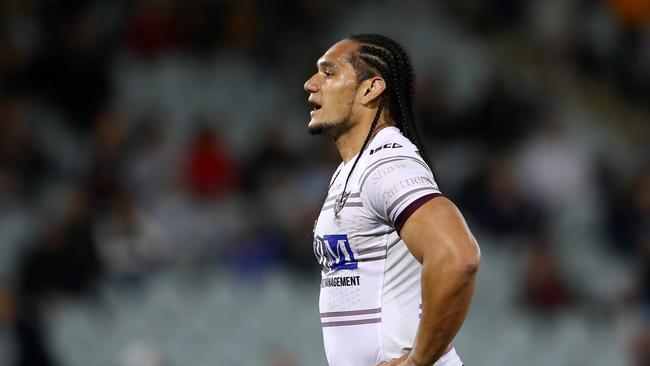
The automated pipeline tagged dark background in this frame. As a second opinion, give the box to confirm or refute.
[0,0,649,365]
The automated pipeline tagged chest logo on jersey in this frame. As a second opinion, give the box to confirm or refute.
[313,234,358,272]
[368,142,402,155]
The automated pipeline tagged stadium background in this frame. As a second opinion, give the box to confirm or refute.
[0,0,649,365]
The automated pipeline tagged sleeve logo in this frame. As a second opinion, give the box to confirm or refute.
[313,234,358,272]
[369,142,402,155]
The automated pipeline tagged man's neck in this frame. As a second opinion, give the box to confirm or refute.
[333,117,391,164]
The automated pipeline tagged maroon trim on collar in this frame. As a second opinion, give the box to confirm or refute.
[394,193,442,235]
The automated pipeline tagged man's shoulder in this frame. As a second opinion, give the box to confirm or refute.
[357,128,431,189]
[361,127,424,168]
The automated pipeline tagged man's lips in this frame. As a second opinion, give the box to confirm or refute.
[308,99,321,118]
[308,99,322,111]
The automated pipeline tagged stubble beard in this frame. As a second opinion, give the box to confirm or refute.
[307,113,353,138]
[307,99,355,139]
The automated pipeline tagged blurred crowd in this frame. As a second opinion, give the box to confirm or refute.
[0,0,648,365]
[443,0,650,105]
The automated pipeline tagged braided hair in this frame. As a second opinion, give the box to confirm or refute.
[334,33,433,215]
[347,33,432,168]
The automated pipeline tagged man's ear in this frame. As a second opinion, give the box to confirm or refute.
[360,77,386,106]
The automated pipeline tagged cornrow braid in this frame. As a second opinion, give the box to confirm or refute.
[347,33,433,171]
[333,33,435,216]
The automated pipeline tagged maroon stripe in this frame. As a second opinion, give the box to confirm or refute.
[387,187,437,217]
[321,317,381,328]
[320,307,381,318]
[321,201,363,212]
[394,193,442,234]
[358,254,387,262]
[324,192,361,203]
[357,247,386,255]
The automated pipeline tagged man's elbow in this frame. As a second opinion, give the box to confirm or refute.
[458,237,481,276]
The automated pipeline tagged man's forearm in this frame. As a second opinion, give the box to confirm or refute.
[407,256,478,366]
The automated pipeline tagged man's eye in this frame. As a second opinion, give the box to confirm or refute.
[324,71,334,77]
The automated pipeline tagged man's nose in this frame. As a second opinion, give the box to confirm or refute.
[304,74,319,93]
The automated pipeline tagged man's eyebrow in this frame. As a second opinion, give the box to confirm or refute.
[317,60,338,69]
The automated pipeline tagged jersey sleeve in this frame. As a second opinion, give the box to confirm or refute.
[360,156,441,234]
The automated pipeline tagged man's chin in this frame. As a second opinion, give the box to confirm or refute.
[307,118,352,137]
[307,121,333,136]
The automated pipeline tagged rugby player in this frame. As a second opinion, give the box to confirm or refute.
[305,34,480,366]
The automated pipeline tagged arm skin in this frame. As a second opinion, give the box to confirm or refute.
[380,196,480,366]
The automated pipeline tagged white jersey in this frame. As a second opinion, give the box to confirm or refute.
[313,127,462,366]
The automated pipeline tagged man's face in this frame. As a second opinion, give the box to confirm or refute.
[304,40,360,136]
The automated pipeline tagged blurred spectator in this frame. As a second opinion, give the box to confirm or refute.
[18,185,102,299]
[518,118,597,210]
[13,184,102,366]
[458,154,545,237]
[0,96,50,199]
[244,125,296,194]
[416,74,459,142]
[89,103,130,209]
[606,166,650,255]
[255,145,335,272]
[13,301,56,366]
[94,189,169,285]
[468,73,534,150]
[124,119,176,208]
[521,235,575,314]
[14,222,68,366]
[226,220,286,281]
[183,126,239,200]
[614,232,650,311]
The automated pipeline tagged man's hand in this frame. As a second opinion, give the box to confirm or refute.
[377,354,418,366]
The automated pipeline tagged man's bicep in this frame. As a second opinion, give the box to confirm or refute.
[399,196,479,265]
